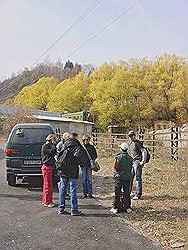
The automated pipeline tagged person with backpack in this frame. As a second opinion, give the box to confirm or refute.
[56,132,71,199]
[110,142,133,214]
[128,130,148,200]
[56,132,84,216]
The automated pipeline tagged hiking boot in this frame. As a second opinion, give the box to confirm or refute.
[58,210,70,215]
[47,203,56,208]
[88,195,94,198]
[126,208,133,213]
[43,203,56,208]
[110,207,118,214]
[132,195,141,200]
[71,211,83,216]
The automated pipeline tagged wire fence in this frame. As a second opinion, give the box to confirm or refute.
[91,127,188,162]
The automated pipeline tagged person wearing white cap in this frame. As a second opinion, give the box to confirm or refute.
[110,142,133,214]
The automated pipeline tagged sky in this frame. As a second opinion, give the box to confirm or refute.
[0,0,187,81]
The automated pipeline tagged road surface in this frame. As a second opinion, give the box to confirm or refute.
[0,141,164,250]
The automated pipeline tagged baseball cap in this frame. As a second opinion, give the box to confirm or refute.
[120,142,128,150]
[128,130,136,137]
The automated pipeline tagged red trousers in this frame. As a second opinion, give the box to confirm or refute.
[42,164,53,205]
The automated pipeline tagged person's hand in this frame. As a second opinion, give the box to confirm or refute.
[113,172,120,179]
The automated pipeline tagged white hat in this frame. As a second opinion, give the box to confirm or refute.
[128,130,135,136]
[120,142,128,150]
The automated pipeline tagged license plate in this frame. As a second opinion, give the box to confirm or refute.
[24,160,41,165]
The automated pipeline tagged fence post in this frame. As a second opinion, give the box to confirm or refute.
[92,132,98,147]
[111,135,115,148]
[171,127,179,161]
[152,130,155,159]
[138,128,145,142]
[56,128,61,141]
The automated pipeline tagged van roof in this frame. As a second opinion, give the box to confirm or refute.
[13,123,54,129]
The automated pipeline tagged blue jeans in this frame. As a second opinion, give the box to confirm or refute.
[81,167,92,196]
[58,179,70,195]
[130,160,143,197]
[58,177,78,212]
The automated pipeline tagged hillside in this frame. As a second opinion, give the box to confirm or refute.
[0,60,82,103]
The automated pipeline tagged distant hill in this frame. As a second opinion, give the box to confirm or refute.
[0,60,82,103]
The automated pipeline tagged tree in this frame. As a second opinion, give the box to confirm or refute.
[47,72,90,113]
[88,55,186,129]
[13,77,59,110]
[2,108,37,134]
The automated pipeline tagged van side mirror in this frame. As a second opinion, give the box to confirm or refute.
[16,128,25,137]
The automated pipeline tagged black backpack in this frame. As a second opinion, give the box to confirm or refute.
[144,147,151,163]
[56,148,71,174]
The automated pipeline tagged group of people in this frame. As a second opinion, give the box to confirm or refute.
[41,130,147,216]
[41,132,97,216]
[110,130,148,214]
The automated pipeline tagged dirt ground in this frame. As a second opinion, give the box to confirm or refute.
[93,151,187,250]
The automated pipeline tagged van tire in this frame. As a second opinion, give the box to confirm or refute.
[7,175,16,186]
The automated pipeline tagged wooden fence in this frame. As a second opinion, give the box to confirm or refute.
[91,127,188,162]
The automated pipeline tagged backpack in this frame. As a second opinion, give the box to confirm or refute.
[144,147,151,163]
[55,148,70,174]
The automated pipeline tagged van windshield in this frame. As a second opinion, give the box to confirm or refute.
[9,128,53,145]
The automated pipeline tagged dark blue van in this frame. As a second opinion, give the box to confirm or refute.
[5,123,55,186]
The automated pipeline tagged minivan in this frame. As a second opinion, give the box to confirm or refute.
[5,123,56,186]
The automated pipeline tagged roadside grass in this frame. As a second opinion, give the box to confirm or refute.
[94,149,187,249]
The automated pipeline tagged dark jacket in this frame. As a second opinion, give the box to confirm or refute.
[129,139,143,161]
[69,139,90,167]
[58,138,89,179]
[41,143,56,166]
[84,143,97,160]
[114,151,133,181]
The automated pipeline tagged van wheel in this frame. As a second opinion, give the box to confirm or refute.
[7,175,16,186]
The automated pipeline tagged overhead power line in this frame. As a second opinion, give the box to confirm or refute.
[0,0,100,95]
[62,0,141,61]
[31,0,100,67]
[0,0,140,102]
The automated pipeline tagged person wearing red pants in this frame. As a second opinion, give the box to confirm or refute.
[41,134,57,207]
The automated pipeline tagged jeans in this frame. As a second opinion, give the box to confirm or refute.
[114,179,131,210]
[130,160,143,197]
[42,164,53,205]
[58,177,78,212]
[58,180,70,195]
[81,167,92,196]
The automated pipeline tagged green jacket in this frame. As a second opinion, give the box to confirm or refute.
[114,151,133,181]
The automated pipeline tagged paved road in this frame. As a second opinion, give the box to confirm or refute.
[0,151,164,250]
